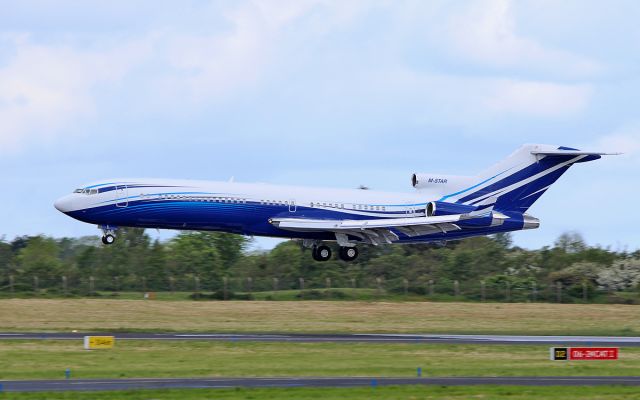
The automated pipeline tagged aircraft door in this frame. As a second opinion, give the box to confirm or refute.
[115,185,129,207]
[289,199,296,212]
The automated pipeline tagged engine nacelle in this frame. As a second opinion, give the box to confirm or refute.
[411,173,475,191]
[426,201,477,217]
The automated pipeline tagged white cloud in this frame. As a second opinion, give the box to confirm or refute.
[483,80,592,116]
[445,0,602,77]
[0,34,151,151]
[0,1,338,151]
[365,68,592,121]
[163,0,338,102]
[0,1,605,152]
[590,125,640,162]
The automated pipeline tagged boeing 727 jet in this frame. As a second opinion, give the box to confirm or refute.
[54,144,616,261]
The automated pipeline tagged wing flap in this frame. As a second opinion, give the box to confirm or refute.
[271,214,463,232]
[270,214,465,245]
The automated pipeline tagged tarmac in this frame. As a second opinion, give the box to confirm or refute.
[2,376,640,392]
[2,332,637,392]
[1,332,639,346]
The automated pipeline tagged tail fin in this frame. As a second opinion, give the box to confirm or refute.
[440,144,618,212]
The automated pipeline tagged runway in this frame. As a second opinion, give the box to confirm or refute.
[1,332,639,346]
[1,376,640,392]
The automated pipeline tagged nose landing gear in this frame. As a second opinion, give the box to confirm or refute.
[101,234,116,245]
[99,225,118,245]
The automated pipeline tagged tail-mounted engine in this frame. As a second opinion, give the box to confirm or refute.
[411,173,474,192]
[426,201,477,217]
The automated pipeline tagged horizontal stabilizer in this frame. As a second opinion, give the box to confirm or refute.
[530,150,621,156]
[434,144,619,213]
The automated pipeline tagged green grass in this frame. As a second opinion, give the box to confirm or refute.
[3,385,640,399]
[2,299,640,336]
[0,340,638,380]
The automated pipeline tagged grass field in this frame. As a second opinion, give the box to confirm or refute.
[0,340,638,380]
[1,300,637,400]
[0,299,639,335]
[3,386,640,399]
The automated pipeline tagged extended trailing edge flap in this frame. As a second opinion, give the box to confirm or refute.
[269,214,465,232]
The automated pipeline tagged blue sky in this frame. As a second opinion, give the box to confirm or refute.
[1,0,639,250]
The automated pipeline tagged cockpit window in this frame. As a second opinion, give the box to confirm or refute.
[74,189,83,193]
[89,189,98,195]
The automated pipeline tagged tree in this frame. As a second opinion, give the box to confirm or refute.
[264,241,304,286]
[167,232,222,290]
[16,236,63,287]
[596,258,640,291]
[0,238,13,275]
[548,261,601,286]
[211,233,250,270]
[554,232,587,254]
[492,233,513,250]
[141,240,168,290]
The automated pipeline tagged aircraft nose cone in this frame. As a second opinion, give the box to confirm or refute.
[54,195,74,213]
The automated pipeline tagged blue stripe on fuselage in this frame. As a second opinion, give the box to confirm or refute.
[64,199,528,243]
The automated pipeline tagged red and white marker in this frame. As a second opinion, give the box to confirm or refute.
[550,347,618,361]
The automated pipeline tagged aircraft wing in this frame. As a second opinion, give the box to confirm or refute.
[269,214,467,245]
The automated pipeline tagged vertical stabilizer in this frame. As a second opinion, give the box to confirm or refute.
[439,144,615,212]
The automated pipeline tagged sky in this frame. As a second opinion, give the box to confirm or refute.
[1,0,639,251]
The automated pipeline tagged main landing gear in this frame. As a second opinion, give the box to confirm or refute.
[312,245,332,262]
[310,244,359,262]
[338,246,358,262]
[99,226,117,245]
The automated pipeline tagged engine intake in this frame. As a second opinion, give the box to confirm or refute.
[426,201,477,217]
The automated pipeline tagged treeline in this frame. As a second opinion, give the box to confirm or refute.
[1,229,639,303]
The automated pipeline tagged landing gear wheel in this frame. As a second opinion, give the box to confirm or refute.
[312,245,332,262]
[102,234,115,245]
[339,246,358,262]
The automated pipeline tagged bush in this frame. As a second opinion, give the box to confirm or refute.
[295,289,348,300]
[188,291,254,300]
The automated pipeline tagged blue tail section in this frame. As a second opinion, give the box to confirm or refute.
[442,144,607,212]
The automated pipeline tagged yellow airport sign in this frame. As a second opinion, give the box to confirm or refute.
[84,336,115,350]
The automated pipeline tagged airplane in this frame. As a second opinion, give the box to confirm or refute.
[54,144,617,262]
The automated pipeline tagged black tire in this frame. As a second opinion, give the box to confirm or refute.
[102,234,115,245]
[313,245,332,262]
[339,246,358,262]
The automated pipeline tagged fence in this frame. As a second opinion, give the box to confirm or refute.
[0,273,633,304]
